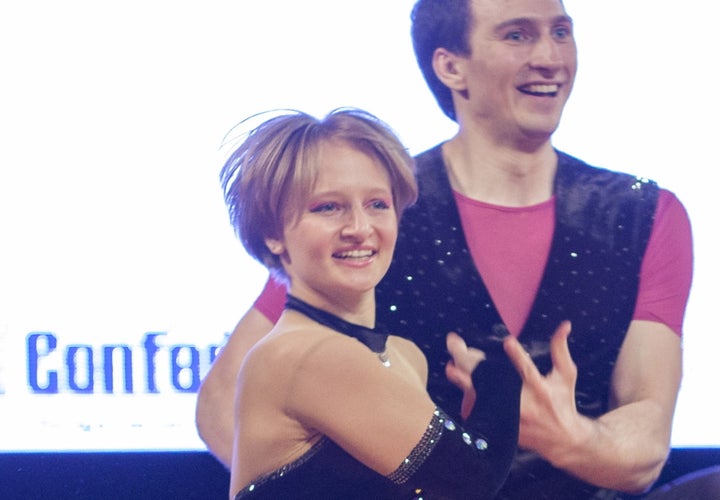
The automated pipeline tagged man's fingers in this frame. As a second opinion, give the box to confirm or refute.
[445,362,469,388]
[446,331,465,355]
[504,335,540,381]
[446,332,485,371]
[446,362,476,420]
[550,321,576,377]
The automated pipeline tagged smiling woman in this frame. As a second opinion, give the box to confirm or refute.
[0,0,717,497]
[219,108,520,499]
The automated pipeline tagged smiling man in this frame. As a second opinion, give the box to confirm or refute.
[197,1,693,498]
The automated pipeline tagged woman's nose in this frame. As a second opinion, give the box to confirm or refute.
[340,208,372,239]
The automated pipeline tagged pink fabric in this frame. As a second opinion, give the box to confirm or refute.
[454,193,554,337]
[254,190,693,337]
[632,190,693,335]
[253,274,286,325]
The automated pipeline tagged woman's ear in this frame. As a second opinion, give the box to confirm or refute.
[265,238,285,255]
[432,47,467,91]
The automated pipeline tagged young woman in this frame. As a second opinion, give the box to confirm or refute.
[219,108,520,499]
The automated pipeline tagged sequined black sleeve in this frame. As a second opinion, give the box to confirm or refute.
[387,350,521,500]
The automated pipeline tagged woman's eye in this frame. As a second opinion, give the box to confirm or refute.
[369,199,391,210]
[309,202,338,213]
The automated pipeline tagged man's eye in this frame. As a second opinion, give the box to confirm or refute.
[505,30,529,42]
[553,26,572,40]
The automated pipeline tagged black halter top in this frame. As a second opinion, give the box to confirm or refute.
[284,295,391,367]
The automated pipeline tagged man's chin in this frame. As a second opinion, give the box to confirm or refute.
[516,123,560,148]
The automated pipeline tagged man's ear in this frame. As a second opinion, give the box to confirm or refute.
[432,47,467,91]
[265,238,285,255]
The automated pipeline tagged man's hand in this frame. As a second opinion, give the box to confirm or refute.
[445,332,486,420]
[503,320,681,492]
[503,321,585,458]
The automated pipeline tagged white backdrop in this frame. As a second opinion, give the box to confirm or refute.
[0,1,716,451]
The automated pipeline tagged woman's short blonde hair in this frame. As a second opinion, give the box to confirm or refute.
[220,108,417,281]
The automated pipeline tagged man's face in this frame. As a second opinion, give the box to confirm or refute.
[454,0,577,145]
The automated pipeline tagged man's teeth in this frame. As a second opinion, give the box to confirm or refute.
[522,84,559,96]
[335,249,374,259]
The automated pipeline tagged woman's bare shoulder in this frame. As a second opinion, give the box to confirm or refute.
[387,335,428,385]
[239,325,334,380]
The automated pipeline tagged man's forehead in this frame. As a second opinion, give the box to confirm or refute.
[469,0,568,20]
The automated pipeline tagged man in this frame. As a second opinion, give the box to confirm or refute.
[196,0,693,498]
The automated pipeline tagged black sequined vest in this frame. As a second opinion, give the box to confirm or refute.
[375,145,658,499]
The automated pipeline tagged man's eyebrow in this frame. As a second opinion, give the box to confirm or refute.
[494,14,573,32]
[554,15,574,27]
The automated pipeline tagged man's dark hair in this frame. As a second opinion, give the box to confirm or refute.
[411,0,473,122]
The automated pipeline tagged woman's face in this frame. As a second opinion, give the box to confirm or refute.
[266,140,398,307]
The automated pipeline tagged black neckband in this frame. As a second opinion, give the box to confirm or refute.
[284,294,388,355]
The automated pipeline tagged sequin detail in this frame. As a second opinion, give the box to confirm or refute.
[375,145,658,499]
[387,408,445,485]
[234,438,328,498]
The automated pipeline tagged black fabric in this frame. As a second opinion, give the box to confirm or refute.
[233,437,398,500]
[404,337,521,499]
[285,294,388,354]
[642,465,720,499]
[232,405,516,500]
[375,145,659,500]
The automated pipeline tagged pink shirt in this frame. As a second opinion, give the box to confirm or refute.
[255,189,693,337]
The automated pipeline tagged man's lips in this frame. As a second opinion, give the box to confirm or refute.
[518,83,560,97]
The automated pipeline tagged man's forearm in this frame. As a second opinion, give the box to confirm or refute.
[545,400,672,493]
